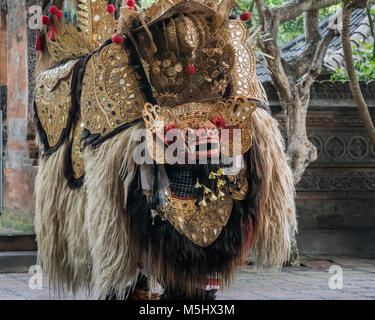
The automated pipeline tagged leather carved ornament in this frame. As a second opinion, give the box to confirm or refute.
[35,60,79,150]
[80,43,146,139]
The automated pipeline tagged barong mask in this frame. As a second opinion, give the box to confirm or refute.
[35,0,266,247]
[33,0,296,298]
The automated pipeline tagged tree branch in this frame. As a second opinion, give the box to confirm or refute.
[276,0,374,24]
[341,1,375,148]
[300,28,337,93]
[278,0,341,24]
[254,0,265,29]
[288,8,321,80]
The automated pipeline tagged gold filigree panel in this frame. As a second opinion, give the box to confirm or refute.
[77,0,116,51]
[35,60,79,148]
[228,20,263,101]
[158,188,233,247]
[45,24,92,63]
[81,43,145,137]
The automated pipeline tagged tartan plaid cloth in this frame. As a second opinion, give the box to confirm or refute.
[166,166,198,198]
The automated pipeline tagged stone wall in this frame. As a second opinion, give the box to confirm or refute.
[265,81,375,257]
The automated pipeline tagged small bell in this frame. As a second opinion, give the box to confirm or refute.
[208,171,216,179]
[199,199,207,207]
[194,178,202,189]
[203,186,211,195]
[210,193,218,201]
[217,179,226,188]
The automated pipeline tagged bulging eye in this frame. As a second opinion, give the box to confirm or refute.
[183,128,196,140]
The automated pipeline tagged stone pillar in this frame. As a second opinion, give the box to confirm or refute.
[0,10,6,86]
[3,0,36,213]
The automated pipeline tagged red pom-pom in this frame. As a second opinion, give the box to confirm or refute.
[49,6,58,15]
[106,4,115,13]
[211,116,226,128]
[112,35,125,44]
[186,65,196,76]
[40,15,50,25]
[56,10,63,19]
[126,0,135,7]
[239,12,252,21]
[127,6,134,10]
[35,34,45,51]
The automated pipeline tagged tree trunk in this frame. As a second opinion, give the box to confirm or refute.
[284,84,317,185]
[342,0,375,148]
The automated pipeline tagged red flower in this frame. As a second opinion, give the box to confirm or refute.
[48,6,58,15]
[186,65,196,76]
[211,116,226,128]
[126,0,135,7]
[40,15,50,25]
[240,12,252,21]
[56,10,63,19]
[164,123,178,133]
[112,35,125,44]
[106,4,115,14]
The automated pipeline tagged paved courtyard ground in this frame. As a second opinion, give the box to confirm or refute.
[0,256,374,300]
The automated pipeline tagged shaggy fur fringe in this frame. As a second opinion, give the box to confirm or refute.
[248,108,297,269]
[34,107,296,299]
[34,133,92,296]
[83,123,143,300]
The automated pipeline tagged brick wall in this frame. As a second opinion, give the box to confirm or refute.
[3,0,36,213]
[0,10,7,86]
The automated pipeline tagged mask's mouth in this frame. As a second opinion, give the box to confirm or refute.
[156,128,221,162]
[188,138,220,160]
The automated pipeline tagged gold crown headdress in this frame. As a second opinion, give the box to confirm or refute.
[40,0,263,104]
[118,0,264,106]
[37,0,265,160]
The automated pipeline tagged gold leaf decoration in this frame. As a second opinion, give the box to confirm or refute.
[35,60,79,148]
[77,0,116,51]
[228,20,264,102]
[81,43,146,137]
[45,23,92,62]
[158,188,233,247]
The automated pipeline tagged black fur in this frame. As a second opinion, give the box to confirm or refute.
[126,137,264,292]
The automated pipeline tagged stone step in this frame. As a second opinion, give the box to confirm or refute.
[0,251,37,273]
[0,232,37,252]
